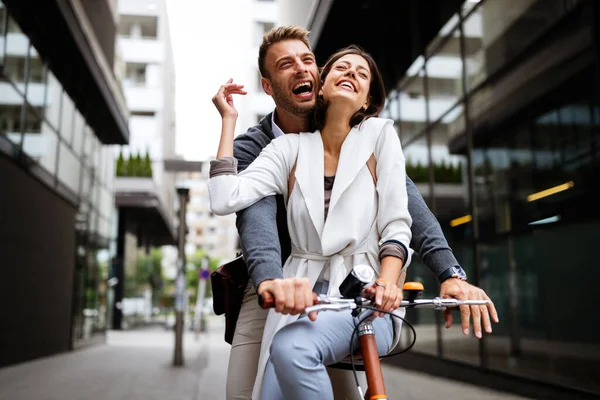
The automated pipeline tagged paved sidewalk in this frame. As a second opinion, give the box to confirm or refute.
[0,316,532,400]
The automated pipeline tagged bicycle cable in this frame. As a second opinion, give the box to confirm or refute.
[348,305,417,392]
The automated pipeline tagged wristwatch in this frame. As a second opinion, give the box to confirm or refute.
[438,266,467,283]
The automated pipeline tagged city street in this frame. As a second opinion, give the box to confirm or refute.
[0,316,533,400]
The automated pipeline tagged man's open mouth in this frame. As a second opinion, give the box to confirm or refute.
[292,81,314,96]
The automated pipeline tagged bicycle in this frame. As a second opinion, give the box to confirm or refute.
[259,265,491,400]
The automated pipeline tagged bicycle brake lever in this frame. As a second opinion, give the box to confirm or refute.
[305,303,357,314]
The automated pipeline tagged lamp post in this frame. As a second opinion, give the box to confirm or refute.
[173,187,189,367]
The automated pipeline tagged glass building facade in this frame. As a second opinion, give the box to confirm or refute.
[0,1,116,348]
[379,0,599,394]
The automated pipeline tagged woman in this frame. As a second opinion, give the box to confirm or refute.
[209,45,412,399]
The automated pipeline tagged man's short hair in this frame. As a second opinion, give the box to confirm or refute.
[258,25,311,79]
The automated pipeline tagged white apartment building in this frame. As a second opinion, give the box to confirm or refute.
[248,0,277,125]
[115,0,176,230]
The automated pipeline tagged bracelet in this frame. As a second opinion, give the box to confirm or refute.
[375,279,387,288]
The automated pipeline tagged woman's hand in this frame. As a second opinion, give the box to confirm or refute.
[363,279,402,318]
[211,78,247,120]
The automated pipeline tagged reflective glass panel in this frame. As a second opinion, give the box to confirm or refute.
[23,120,57,175]
[0,3,6,67]
[58,141,81,194]
[26,45,46,106]
[3,16,27,94]
[0,80,23,145]
[44,71,62,130]
[426,36,463,123]
[60,91,74,143]
[398,68,427,144]
[463,0,565,91]
[72,108,84,156]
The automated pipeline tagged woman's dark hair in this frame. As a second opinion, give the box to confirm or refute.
[313,45,386,131]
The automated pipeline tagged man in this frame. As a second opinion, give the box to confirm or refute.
[218,26,498,399]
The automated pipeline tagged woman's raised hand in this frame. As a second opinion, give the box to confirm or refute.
[211,78,247,119]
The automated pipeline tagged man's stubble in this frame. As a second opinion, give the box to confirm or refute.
[269,78,315,119]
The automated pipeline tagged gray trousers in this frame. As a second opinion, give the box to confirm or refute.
[261,310,393,400]
[226,284,386,400]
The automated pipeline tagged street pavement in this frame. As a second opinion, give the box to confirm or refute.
[0,316,533,400]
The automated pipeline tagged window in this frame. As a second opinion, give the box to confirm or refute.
[255,21,275,45]
[118,15,158,39]
[130,110,156,117]
[124,62,147,86]
[0,3,5,67]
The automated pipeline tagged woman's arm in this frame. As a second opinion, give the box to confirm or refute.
[211,78,247,158]
[208,138,294,215]
[369,120,413,315]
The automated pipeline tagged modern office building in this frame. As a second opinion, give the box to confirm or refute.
[287,0,599,397]
[110,0,178,329]
[0,0,128,366]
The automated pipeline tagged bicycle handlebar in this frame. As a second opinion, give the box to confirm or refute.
[258,293,491,313]
[258,292,319,309]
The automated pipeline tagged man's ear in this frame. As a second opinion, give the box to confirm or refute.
[261,77,273,96]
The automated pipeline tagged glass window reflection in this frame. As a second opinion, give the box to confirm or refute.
[463,0,565,92]
[23,121,58,175]
[0,3,6,67]
[57,142,81,194]
[26,45,46,106]
[398,70,427,144]
[0,80,23,145]
[60,91,74,143]
[3,16,28,94]
[72,108,84,156]
[44,71,62,131]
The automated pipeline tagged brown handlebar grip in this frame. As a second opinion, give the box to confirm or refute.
[258,292,319,309]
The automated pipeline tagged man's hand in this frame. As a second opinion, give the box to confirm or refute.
[440,279,499,338]
[257,278,317,320]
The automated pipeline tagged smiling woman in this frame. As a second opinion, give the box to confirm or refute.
[313,45,386,131]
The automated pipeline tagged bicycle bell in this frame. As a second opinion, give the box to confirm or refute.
[339,264,374,298]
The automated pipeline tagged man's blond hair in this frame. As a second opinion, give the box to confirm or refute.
[258,25,311,78]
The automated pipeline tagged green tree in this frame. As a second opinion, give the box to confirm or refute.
[116,149,126,177]
[135,152,143,176]
[143,151,153,177]
[124,153,134,176]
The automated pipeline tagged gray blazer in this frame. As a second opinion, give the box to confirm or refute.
[233,113,460,290]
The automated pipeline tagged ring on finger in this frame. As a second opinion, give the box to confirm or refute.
[375,279,387,288]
